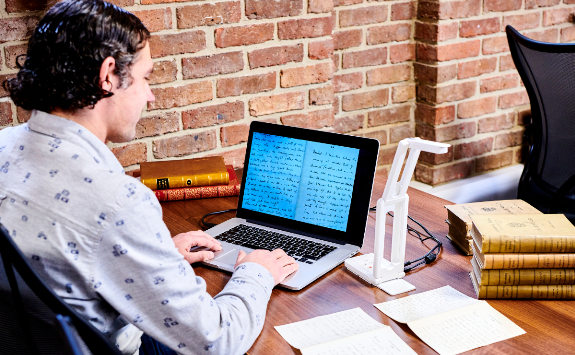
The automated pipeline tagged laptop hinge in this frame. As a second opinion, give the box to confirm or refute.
[245,219,347,245]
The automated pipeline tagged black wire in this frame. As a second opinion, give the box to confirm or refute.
[200,209,237,229]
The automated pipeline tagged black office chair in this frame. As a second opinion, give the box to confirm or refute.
[0,223,122,355]
[506,25,575,222]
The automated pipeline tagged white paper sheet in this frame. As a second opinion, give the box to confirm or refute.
[274,308,385,349]
[374,285,480,323]
[301,327,417,355]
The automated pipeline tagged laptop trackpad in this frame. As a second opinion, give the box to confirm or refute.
[214,249,240,267]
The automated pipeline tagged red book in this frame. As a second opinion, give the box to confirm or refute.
[154,165,240,202]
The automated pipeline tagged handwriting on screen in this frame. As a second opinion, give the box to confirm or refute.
[242,132,359,232]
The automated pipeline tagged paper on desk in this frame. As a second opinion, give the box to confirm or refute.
[408,301,526,355]
[374,285,480,323]
[300,327,417,355]
[274,308,384,349]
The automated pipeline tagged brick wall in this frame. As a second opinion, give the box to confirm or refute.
[1,0,574,185]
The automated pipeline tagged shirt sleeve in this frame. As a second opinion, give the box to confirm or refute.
[92,186,275,355]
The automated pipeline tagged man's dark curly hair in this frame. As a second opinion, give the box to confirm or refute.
[4,0,150,112]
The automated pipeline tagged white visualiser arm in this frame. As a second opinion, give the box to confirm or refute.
[345,138,450,286]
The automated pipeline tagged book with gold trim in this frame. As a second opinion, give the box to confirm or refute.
[446,219,473,255]
[140,156,229,191]
[154,165,240,202]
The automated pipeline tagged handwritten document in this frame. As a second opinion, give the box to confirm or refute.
[374,286,526,355]
[275,308,416,355]
[243,133,359,231]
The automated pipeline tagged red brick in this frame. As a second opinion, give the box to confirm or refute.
[392,84,415,103]
[153,130,217,159]
[333,114,364,134]
[0,74,17,98]
[149,81,212,110]
[476,150,513,172]
[457,96,497,119]
[392,2,415,21]
[106,0,133,5]
[216,23,274,48]
[415,22,458,42]
[183,52,243,79]
[417,40,480,62]
[281,63,333,88]
[484,0,521,12]
[342,88,389,111]
[4,44,27,69]
[177,2,241,28]
[360,130,387,145]
[216,147,247,169]
[524,28,558,43]
[502,13,541,31]
[0,16,38,43]
[417,0,481,20]
[419,146,454,165]
[416,121,476,142]
[16,106,31,123]
[457,57,497,79]
[5,0,45,12]
[135,112,179,139]
[133,8,172,32]
[332,54,340,72]
[221,123,249,147]
[342,48,387,69]
[415,103,455,125]
[149,60,177,85]
[333,96,340,115]
[478,113,515,133]
[249,91,305,116]
[367,64,411,86]
[499,91,529,109]
[309,39,334,60]
[0,102,13,126]
[413,63,457,84]
[278,17,333,40]
[543,8,575,26]
[369,105,411,127]
[340,5,388,27]
[334,0,362,5]
[480,74,519,93]
[482,36,509,55]
[390,43,415,63]
[418,81,476,104]
[332,30,362,50]
[500,54,516,71]
[309,0,334,13]
[333,72,363,93]
[217,72,276,98]
[377,146,399,166]
[390,123,414,143]
[367,23,411,45]
[460,18,500,38]
[415,160,474,185]
[248,44,304,69]
[111,143,147,167]
[453,137,493,160]
[245,0,302,19]
[281,108,334,129]
[494,130,523,150]
[182,101,244,129]
[310,86,334,106]
[526,0,560,9]
[561,27,575,43]
[517,109,531,125]
[149,31,205,58]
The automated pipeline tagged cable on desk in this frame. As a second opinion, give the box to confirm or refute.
[368,206,442,273]
[200,209,237,229]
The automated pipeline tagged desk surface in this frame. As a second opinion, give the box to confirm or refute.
[161,171,575,354]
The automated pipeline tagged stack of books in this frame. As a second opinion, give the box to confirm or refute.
[445,200,541,255]
[140,156,241,202]
[469,213,575,299]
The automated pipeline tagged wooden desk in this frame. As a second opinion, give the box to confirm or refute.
[161,171,575,354]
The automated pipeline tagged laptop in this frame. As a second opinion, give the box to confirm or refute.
[203,121,379,290]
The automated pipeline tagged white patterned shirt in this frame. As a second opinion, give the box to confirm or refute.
[0,110,274,355]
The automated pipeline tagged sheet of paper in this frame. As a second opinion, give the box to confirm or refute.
[301,327,417,355]
[374,285,479,323]
[407,301,526,355]
[274,308,385,349]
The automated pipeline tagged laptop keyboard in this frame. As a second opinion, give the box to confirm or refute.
[215,225,337,264]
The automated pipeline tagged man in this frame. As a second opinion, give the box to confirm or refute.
[0,1,298,354]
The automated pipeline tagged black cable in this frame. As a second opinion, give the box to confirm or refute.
[200,209,237,229]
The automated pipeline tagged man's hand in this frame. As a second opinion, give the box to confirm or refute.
[234,249,299,286]
[173,230,222,264]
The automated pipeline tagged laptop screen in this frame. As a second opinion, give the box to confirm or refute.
[237,122,379,246]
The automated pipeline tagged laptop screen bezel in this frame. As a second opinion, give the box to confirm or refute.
[236,121,380,247]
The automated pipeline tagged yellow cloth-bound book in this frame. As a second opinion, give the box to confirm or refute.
[140,156,229,190]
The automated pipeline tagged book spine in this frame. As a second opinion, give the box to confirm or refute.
[153,184,240,201]
[483,235,575,253]
[142,171,229,190]
[482,253,575,269]
[479,269,575,286]
[477,284,575,299]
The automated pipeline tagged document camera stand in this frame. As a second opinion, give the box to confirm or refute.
[345,138,450,294]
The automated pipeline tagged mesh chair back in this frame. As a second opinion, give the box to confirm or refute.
[507,26,575,217]
[0,223,122,355]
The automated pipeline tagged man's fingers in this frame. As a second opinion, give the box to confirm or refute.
[185,250,214,264]
[234,250,247,268]
[282,262,299,276]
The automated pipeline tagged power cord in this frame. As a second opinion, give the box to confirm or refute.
[200,209,237,229]
[369,206,442,273]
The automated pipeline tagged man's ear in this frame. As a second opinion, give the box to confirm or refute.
[99,57,116,92]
